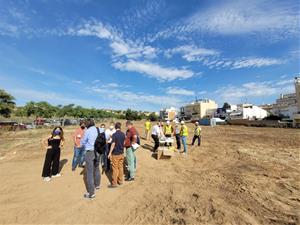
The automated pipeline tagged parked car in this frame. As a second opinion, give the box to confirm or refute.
[25,123,36,129]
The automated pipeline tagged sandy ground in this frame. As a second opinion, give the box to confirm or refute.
[0,122,299,225]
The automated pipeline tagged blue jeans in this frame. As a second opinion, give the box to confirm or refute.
[126,147,136,178]
[181,136,187,154]
[72,146,85,169]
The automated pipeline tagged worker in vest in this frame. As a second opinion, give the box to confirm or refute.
[192,122,201,146]
[164,121,174,137]
[164,121,174,146]
[180,121,188,154]
[144,119,151,140]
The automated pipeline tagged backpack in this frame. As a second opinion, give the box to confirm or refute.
[94,127,106,154]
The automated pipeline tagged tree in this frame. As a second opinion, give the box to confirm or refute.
[57,104,75,117]
[35,101,57,118]
[222,102,231,109]
[148,112,158,121]
[125,109,142,121]
[23,101,37,117]
[14,106,26,117]
[0,89,16,117]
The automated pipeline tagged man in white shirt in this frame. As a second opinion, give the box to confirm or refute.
[151,122,162,152]
[104,123,116,172]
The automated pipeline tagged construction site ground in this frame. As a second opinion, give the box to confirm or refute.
[0,122,299,225]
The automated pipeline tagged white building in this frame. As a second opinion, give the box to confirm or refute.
[159,107,177,121]
[270,81,299,120]
[271,93,297,119]
[293,77,300,126]
[180,99,218,121]
[229,104,268,120]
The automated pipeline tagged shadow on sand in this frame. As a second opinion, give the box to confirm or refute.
[142,144,153,151]
[59,159,68,173]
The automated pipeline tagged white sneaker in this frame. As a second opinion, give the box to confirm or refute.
[83,193,95,200]
[52,173,61,178]
[43,177,51,182]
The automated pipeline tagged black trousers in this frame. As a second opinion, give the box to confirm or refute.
[192,135,201,146]
[42,148,60,177]
[151,134,159,151]
[106,143,112,171]
[175,134,181,149]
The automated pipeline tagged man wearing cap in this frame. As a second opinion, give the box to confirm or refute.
[192,122,201,146]
[180,121,188,154]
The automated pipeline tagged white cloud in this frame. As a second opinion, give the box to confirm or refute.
[29,67,46,75]
[150,0,299,42]
[74,21,112,39]
[165,45,219,61]
[274,78,294,86]
[112,60,194,81]
[202,57,284,70]
[110,40,157,59]
[91,86,182,107]
[72,20,157,60]
[93,79,101,83]
[185,0,299,37]
[231,57,284,69]
[166,87,195,96]
[72,80,82,84]
[215,78,295,104]
[197,91,207,95]
[104,82,119,88]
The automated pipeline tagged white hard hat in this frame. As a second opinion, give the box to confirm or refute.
[181,121,185,124]
[166,121,170,124]
[195,122,199,125]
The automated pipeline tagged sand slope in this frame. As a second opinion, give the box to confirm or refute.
[0,123,299,224]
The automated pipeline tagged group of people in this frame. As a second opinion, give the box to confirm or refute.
[41,119,201,200]
[41,119,139,200]
[146,119,202,154]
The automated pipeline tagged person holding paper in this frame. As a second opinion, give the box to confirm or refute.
[124,121,138,181]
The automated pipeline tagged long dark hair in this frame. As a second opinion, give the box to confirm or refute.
[51,126,64,140]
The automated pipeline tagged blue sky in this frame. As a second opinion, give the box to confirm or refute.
[0,0,299,111]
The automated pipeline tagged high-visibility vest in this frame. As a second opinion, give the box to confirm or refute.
[194,127,201,136]
[180,125,188,136]
[145,121,151,130]
[164,125,173,135]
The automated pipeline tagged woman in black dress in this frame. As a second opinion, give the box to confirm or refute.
[42,127,65,182]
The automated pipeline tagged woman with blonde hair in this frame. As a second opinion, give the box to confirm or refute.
[42,126,65,182]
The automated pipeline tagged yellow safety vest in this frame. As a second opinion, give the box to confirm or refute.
[164,125,173,135]
[194,127,201,136]
[145,121,151,130]
[180,125,188,136]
